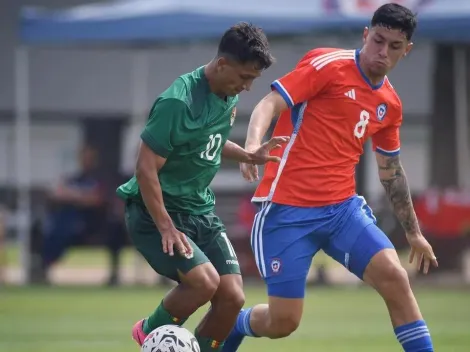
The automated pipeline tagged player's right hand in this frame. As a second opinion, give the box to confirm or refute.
[240,162,259,182]
[161,226,193,258]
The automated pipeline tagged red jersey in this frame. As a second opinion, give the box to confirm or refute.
[253,48,402,207]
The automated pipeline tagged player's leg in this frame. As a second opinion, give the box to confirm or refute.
[195,274,244,351]
[190,214,245,352]
[125,201,220,345]
[223,202,323,351]
[323,196,434,352]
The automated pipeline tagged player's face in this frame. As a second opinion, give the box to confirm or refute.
[362,26,413,76]
[216,58,263,96]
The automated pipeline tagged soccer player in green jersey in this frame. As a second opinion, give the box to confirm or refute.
[117,23,287,352]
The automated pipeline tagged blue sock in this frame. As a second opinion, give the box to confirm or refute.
[394,320,433,352]
[235,308,258,337]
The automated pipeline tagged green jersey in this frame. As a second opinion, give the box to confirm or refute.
[117,67,238,214]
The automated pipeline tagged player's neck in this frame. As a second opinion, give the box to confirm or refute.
[204,61,226,99]
[358,51,385,86]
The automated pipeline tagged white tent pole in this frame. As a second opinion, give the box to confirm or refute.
[131,50,149,284]
[131,50,149,123]
[453,46,470,188]
[14,46,32,284]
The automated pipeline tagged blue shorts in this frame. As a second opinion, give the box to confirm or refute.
[250,195,394,299]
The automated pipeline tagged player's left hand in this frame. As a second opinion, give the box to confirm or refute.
[240,162,259,182]
[247,136,290,165]
[406,233,438,274]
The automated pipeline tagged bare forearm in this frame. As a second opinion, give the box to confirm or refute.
[246,94,280,149]
[136,169,172,231]
[69,190,103,207]
[379,157,420,234]
[222,140,252,163]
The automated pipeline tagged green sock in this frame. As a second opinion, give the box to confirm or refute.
[194,331,224,352]
[143,300,188,334]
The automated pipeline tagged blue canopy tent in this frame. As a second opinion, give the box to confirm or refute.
[15,0,470,282]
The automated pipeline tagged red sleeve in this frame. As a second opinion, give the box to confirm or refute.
[372,116,402,157]
[271,49,354,107]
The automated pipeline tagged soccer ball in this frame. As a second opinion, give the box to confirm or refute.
[141,325,200,352]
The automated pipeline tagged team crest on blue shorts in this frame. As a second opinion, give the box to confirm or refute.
[376,103,387,121]
[271,258,281,274]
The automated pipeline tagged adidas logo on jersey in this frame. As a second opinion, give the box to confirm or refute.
[345,89,356,100]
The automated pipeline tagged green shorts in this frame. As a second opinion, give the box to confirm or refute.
[124,200,241,281]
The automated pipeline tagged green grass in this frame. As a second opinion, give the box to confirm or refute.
[0,285,468,352]
[3,244,414,270]
[4,245,138,268]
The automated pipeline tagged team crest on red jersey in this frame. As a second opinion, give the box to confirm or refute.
[376,103,387,121]
[230,107,237,126]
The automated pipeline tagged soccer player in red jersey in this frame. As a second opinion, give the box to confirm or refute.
[223,4,437,352]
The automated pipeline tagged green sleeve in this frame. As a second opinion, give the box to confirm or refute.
[140,98,189,158]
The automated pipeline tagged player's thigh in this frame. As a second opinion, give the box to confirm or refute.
[196,213,241,277]
[125,201,209,281]
[251,202,322,299]
[322,196,394,280]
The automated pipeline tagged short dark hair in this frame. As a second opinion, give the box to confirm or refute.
[217,22,275,70]
[371,3,417,40]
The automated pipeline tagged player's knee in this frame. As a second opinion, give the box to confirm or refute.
[269,314,300,338]
[267,297,302,338]
[366,250,411,300]
[212,275,245,315]
[223,286,245,313]
[381,264,410,299]
[183,264,220,303]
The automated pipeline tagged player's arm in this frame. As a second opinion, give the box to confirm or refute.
[222,140,252,162]
[376,153,420,235]
[222,138,289,164]
[136,98,192,256]
[135,142,172,232]
[245,91,289,151]
[246,55,332,150]
[373,122,437,273]
[372,121,419,234]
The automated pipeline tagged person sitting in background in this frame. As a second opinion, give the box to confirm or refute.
[104,171,132,286]
[41,145,105,281]
[0,205,6,284]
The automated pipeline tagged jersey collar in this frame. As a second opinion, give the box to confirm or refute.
[355,49,384,91]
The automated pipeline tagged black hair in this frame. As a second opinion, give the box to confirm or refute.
[217,22,275,70]
[371,3,417,40]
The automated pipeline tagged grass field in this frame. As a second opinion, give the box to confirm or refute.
[1,285,469,352]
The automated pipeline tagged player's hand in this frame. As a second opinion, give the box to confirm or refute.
[247,136,290,165]
[406,233,438,274]
[160,226,193,258]
[240,162,259,182]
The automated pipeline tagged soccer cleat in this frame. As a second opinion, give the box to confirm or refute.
[132,318,148,346]
[221,325,245,352]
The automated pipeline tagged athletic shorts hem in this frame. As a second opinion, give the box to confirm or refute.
[266,277,307,299]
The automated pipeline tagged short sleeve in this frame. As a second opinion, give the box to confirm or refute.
[140,98,189,158]
[271,50,354,107]
[372,120,402,157]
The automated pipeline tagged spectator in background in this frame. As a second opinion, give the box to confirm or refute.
[41,145,105,281]
[0,205,6,284]
[104,172,131,286]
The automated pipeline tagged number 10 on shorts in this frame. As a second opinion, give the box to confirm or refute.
[221,232,236,258]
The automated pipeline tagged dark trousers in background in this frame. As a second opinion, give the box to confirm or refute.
[105,220,128,286]
[42,209,87,269]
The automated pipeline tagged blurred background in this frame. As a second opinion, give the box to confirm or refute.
[0,0,469,351]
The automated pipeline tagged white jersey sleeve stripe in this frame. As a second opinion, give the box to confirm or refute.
[310,50,355,67]
[315,55,355,71]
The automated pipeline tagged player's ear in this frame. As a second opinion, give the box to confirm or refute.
[363,27,369,44]
[404,42,413,58]
[216,56,229,72]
